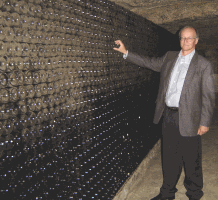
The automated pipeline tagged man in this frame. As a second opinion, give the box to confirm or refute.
[113,26,215,200]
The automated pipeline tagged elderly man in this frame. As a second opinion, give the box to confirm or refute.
[113,26,215,200]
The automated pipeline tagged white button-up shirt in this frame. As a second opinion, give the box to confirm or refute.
[165,50,195,107]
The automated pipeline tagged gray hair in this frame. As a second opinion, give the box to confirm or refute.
[179,26,199,39]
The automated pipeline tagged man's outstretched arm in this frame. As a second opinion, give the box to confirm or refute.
[113,40,168,73]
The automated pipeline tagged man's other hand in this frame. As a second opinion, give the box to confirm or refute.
[197,125,209,135]
[113,40,127,55]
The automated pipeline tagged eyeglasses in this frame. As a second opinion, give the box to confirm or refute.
[180,37,197,42]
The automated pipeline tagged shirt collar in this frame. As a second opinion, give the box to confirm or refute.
[178,49,195,65]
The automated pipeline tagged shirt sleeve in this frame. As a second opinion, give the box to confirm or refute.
[123,50,128,59]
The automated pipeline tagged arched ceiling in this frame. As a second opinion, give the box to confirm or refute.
[110,0,218,50]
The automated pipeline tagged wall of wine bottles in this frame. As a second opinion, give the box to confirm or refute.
[0,0,177,199]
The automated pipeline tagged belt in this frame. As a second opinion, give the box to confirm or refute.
[166,105,179,111]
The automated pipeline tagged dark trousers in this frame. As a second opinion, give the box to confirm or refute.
[160,106,203,199]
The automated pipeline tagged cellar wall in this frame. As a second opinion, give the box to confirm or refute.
[0,0,177,199]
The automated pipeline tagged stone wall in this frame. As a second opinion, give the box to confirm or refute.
[202,49,218,107]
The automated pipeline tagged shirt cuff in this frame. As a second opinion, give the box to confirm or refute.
[123,50,128,59]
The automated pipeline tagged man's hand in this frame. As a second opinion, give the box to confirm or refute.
[113,40,127,55]
[197,125,209,135]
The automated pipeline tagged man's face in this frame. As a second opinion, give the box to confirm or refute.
[180,28,198,54]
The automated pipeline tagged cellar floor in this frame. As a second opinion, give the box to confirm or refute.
[125,107,218,200]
